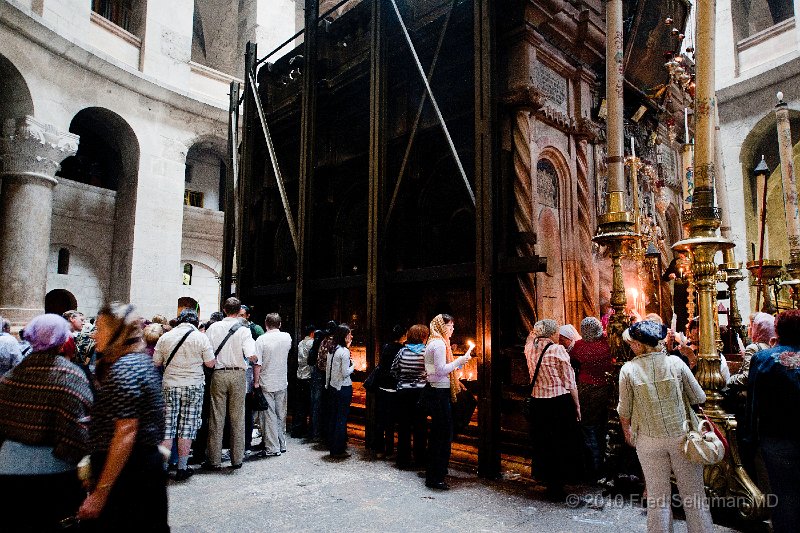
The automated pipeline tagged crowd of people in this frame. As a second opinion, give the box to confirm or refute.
[0,300,798,532]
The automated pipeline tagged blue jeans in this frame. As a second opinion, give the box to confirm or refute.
[310,367,325,440]
[761,437,800,533]
[328,385,352,455]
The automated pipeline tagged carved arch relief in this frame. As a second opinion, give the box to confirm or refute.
[535,157,566,325]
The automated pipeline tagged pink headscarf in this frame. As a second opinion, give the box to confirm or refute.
[23,314,71,353]
[749,312,776,344]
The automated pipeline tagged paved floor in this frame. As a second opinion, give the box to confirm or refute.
[168,437,744,533]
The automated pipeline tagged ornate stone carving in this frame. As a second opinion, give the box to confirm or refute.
[576,139,597,318]
[536,159,559,208]
[501,85,546,111]
[513,111,538,335]
[1,116,79,183]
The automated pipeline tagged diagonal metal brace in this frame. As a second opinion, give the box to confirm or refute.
[248,71,299,253]
[384,0,457,232]
[388,0,475,206]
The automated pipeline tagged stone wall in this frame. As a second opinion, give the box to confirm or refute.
[47,178,116,316]
[181,205,224,320]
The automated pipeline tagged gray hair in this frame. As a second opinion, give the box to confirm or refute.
[0,316,10,333]
[580,317,604,341]
[532,319,559,339]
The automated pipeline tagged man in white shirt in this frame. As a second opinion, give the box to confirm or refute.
[153,309,215,480]
[204,297,257,469]
[253,313,293,457]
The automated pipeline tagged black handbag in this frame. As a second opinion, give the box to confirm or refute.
[252,389,270,411]
[362,364,380,393]
[522,341,552,419]
[452,388,477,436]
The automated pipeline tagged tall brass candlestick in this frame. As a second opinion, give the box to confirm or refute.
[593,0,637,490]
[776,92,800,307]
[673,0,765,518]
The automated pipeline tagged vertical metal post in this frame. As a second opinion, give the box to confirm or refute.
[295,0,319,342]
[238,42,257,299]
[223,81,240,303]
[365,0,387,451]
[475,0,499,479]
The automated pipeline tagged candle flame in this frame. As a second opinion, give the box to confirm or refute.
[467,340,475,349]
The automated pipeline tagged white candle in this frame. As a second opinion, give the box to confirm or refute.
[631,136,635,159]
[684,108,689,143]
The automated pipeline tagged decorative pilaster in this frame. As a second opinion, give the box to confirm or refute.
[575,120,601,320]
[0,116,78,325]
[512,110,538,336]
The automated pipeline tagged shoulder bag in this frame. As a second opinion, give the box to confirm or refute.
[522,341,553,419]
[214,323,244,357]
[163,329,194,370]
[682,400,725,465]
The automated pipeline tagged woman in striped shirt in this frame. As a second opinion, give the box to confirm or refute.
[391,324,430,468]
[524,319,582,499]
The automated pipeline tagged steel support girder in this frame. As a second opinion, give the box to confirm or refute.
[295,0,319,344]
[388,0,475,206]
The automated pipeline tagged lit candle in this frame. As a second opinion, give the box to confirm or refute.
[684,108,689,143]
[465,340,475,358]
[630,136,635,160]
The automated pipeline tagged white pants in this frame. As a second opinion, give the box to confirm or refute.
[257,388,287,454]
[636,434,713,533]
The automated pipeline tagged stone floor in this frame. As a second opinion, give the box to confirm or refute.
[168,436,747,533]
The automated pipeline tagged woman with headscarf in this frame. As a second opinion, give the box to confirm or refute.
[745,310,800,533]
[569,316,613,480]
[558,324,581,353]
[77,303,168,531]
[524,319,582,499]
[618,320,712,533]
[423,314,472,490]
[0,314,94,531]
[728,312,775,389]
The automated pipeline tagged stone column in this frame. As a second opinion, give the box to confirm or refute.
[0,117,78,326]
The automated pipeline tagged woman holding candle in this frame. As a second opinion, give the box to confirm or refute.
[524,319,582,500]
[423,314,472,490]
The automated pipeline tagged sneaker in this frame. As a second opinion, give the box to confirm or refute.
[175,468,195,481]
[264,451,281,457]
[280,448,287,453]
[229,463,243,470]
[201,462,223,472]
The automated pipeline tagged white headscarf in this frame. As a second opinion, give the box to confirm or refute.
[558,324,581,351]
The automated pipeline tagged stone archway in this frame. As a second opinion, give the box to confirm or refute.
[178,296,199,316]
[0,53,34,122]
[185,136,228,211]
[45,289,77,317]
[64,108,140,303]
[0,54,79,325]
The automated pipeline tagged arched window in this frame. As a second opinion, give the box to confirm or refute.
[183,263,193,285]
[57,248,70,275]
[537,159,560,208]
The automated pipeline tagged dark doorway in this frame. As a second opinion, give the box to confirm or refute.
[45,289,78,316]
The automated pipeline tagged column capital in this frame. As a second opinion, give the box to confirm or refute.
[1,116,78,185]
